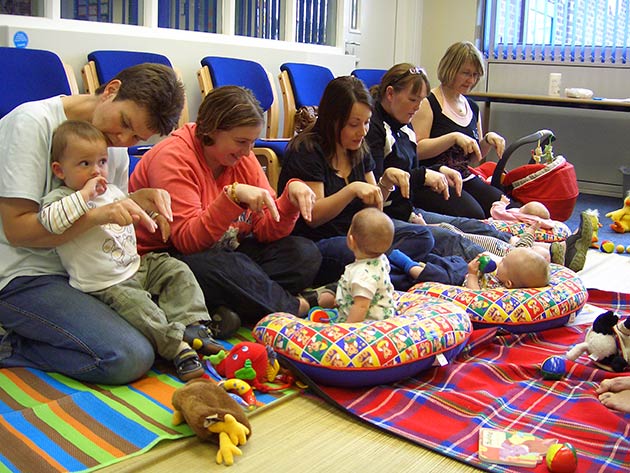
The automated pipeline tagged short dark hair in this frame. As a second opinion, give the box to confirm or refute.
[195,86,264,146]
[51,120,107,163]
[289,76,372,168]
[96,63,185,136]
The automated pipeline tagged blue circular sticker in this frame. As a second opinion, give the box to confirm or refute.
[13,31,29,48]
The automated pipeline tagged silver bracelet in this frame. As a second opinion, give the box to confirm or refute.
[378,177,395,192]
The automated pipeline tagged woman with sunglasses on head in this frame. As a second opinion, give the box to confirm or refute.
[411,41,508,219]
[278,76,469,291]
[366,62,515,258]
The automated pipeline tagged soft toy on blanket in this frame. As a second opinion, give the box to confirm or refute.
[566,310,630,372]
[171,378,252,466]
[606,194,630,233]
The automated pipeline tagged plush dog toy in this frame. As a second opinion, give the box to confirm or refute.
[566,310,630,372]
[171,378,251,466]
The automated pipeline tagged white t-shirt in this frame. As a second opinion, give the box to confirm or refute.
[335,254,396,322]
[0,96,130,291]
[41,185,140,292]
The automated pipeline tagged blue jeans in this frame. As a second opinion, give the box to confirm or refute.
[419,209,512,242]
[314,221,467,290]
[0,275,155,384]
[176,236,321,323]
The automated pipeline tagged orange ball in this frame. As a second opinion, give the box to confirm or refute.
[600,240,615,253]
[616,244,625,253]
[546,443,577,473]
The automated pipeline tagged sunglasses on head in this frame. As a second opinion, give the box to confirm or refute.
[390,66,426,87]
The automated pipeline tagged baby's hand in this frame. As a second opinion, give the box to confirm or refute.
[81,176,108,202]
[524,221,541,235]
[410,213,426,225]
[500,195,510,205]
[467,255,481,274]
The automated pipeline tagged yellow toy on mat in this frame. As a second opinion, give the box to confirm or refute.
[606,193,630,233]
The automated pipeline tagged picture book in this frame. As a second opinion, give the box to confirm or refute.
[478,427,558,467]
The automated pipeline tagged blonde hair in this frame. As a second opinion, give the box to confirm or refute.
[51,120,107,164]
[506,249,550,288]
[349,208,394,257]
[437,41,485,88]
[520,201,550,219]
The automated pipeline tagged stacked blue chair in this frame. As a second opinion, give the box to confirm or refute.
[278,62,334,137]
[198,56,285,190]
[0,47,77,119]
[351,68,387,90]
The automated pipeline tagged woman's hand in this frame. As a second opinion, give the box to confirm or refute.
[348,181,384,210]
[483,132,505,158]
[154,214,171,242]
[381,168,410,199]
[453,132,482,162]
[233,183,280,222]
[88,198,157,232]
[130,188,173,223]
[424,169,450,200]
[287,180,316,222]
[438,165,463,197]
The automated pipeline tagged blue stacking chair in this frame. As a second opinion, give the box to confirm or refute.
[198,56,285,190]
[351,68,387,90]
[0,47,78,119]
[278,62,334,137]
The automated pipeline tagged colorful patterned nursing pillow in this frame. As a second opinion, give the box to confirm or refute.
[410,264,587,333]
[252,292,472,388]
[484,219,571,243]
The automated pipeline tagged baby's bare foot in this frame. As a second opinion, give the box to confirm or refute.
[598,389,630,413]
[596,376,630,394]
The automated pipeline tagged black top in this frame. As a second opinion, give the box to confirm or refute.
[423,92,480,177]
[278,140,375,241]
[365,101,432,221]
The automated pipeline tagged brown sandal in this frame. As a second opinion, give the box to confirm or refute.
[173,348,204,381]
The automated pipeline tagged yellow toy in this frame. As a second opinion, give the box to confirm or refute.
[172,378,251,466]
[606,194,630,233]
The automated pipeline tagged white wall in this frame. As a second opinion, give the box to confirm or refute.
[0,15,355,125]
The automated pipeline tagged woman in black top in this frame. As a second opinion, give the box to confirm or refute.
[366,62,513,244]
[412,41,507,218]
[278,76,468,290]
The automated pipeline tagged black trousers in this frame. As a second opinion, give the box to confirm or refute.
[413,175,508,219]
[174,236,321,324]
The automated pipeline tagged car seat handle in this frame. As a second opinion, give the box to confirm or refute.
[490,129,555,189]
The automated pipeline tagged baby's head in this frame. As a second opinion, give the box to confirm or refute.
[520,201,550,219]
[496,247,550,289]
[348,208,394,258]
[51,120,109,191]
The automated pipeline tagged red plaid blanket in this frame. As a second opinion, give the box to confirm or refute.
[311,325,630,472]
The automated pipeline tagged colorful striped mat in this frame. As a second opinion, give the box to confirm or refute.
[0,328,297,473]
[311,322,630,472]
